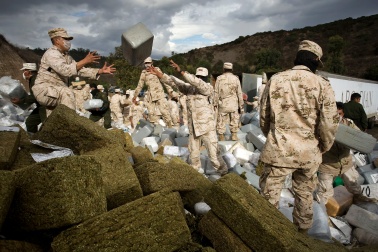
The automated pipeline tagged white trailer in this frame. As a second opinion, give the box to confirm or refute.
[241,71,378,128]
[318,71,378,128]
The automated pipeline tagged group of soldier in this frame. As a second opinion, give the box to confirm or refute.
[14,27,378,237]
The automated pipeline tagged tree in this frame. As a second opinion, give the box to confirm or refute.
[254,48,282,73]
[325,35,345,74]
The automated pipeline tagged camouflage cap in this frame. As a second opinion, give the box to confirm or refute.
[195,67,208,77]
[298,40,322,59]
[223,62,233,70]
[48,28,73,40]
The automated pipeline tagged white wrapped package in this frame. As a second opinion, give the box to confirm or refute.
[194,202,211,215]
[83,99,103,110]
[233,147,253,165]
[0,76,28,101]
[222,152,238,168]
[163,146,189,157]
[141,137,158,152]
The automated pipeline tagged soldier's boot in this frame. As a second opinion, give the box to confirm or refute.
[218,134,225,141]
[231,132,238,141]
[353,194,378,203]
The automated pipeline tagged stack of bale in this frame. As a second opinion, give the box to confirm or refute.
[0,105,377,251]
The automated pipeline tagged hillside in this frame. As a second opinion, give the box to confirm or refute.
[179,14,378,79]
[1,14,378,84]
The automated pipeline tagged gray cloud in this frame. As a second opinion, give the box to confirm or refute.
[0,0,377,59]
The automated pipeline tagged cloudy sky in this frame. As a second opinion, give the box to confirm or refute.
[1,0,377,59]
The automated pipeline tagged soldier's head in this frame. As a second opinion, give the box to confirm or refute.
[336,101,344,117]
[115,88,121,94]
[20,63,37,80]
[350,93,361,103]
[223,62,233,73]
[48,28,73,53]
[195,67,209,82]
[144,57,153,68]
[294,40,323,73]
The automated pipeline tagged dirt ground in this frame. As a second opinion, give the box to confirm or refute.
[366,124,378,140]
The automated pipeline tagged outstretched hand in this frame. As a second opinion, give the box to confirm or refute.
[146,66,163,78]
[170,60,180,72]
[84,51,101,64]
[99,62,116,74]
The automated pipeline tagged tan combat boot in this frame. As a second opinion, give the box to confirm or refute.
[231,132,238,141]
[219,134,225,141]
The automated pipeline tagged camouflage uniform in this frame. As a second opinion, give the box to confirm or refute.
[179,94,188,125]
[110,93,125,124]
[168,99,180,126]
[159,73,220,171]
[72,85,90,113]
[134,67,173,125]
[317,118,361,202]
[214,72,243,136]
[130,103,144,129]
[32,45,99,116]
[259,65,338,230]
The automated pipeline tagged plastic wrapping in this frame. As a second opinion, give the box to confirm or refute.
[30,140,74,162]
[308,201,332,242]
[0,76,28,101]
[222,152,238,168]
[83,99,104,110]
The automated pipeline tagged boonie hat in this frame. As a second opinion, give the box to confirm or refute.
[115,88,120,93]
[195,67,208,77]
[223,62,233,70]
[48,28,73,40]
[20,63,37,71]
[97,85,105,90]
[144,57,152,63]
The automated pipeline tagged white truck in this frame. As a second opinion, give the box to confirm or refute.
[241,71,378,128]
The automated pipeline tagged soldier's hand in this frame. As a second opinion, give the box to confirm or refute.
[169,60,180,72]
[132,96,137,103]
[84,51,101,64]
[99,62,116,74]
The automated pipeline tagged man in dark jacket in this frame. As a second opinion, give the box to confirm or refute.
[343,93,368,131]
[89,83,111,129]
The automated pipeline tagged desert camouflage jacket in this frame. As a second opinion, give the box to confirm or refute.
[160,73,216,137]
[213,72,243,113]
[260,65,339,168]
[34,46,98,88]
[135,67,173,102]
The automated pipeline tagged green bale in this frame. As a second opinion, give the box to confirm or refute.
[0,129,21,170]
[124,132,134,152]
[33,105,125,154]
[134,161,211,196]
[83,144,143,210]
[0,170,15,230]
[0,240,43,252]
[10,127,52,171]
[198,211,252,252]
[129,146,154,165]
[7,156,107,232]
[205,173,347,252]
[52,191,192,252]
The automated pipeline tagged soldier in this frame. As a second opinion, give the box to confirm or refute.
[178,93,188,125]
[20,63,46,133]
[88,83,111,129]
[343,93,368,132]
[71,77,89,113]
[148,60,226,175]
[133,57,173,127]
[167,91,180,127]
[259,40,339,233]
[316,102,377,203]
[110,88,125,124]
[214,62,244,141]
[32,28,115,116]
[129,97,144,129]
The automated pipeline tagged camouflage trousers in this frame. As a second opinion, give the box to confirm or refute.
[317,166,361,203]
[149,98,172,125]
[259,163,317,229]
[111,109,124,124]
[33,85,76,117]
[217,111,240,134]
[188,127,220,171]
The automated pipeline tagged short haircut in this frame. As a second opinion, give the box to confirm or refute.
[350,93,361,100]
[336,101,344,110]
